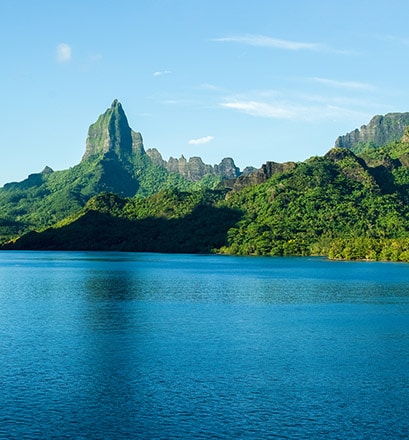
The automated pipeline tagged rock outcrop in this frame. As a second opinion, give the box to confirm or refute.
[82,99,144,161]
[214,158,241,179]
[146,148,241,182]
[222,161,296,192]
[81,100,244,182]
[335,112,409,152]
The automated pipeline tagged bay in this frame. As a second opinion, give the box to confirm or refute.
[0,251,408,439]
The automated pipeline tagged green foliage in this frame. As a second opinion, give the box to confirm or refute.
[357,129,409,162]
[350,140,379,155]
[6,189,241,254]
[0,150,222,244]
[192,174,223,190]
[123,188,226,220]
[219,154,409,260]
[326,237,409,262]
[9,147,409,263]
[4,120,409,262]
[346,114,409,154]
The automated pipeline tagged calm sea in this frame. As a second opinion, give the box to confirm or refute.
[0,251,408,439]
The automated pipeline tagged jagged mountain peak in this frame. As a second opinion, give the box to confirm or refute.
[334,112,409,153]
[145,148,241,182]
[111,98,121,108]
[82,99,144,161]
[81,100,241,182]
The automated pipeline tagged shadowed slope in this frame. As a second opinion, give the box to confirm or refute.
[5,204,243,253]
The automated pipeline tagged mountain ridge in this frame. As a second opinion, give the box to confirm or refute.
[0,100,245,243]
[335,112,409,153]
[146,148,242,182]
[7,137,409,261]
[3,101,409,262]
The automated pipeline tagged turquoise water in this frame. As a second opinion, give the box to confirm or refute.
[0,251,408,439]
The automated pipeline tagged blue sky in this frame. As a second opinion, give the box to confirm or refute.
[2,0,409,185]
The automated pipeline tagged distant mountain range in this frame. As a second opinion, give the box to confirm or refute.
[335,112,409,153]
[0,100,245,242]
[82,99,245,182]
[3,100,409,261]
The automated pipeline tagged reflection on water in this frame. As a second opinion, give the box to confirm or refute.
[0,251,408,439]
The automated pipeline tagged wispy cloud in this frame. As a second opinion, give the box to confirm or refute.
[221,101,294,119]
[188,136,214,145]
[56,43,72,63]
[220,97,370,122]
[311,77,375,90]
[214,34,324,51]
[298,92,379,110]
[153,70,172,76]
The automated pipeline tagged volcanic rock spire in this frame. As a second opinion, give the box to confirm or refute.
[82,99,144,161]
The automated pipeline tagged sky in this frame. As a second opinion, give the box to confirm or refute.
[2,0,409,185]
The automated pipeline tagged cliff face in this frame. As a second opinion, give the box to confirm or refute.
[215,158,241,179]
[335,113,409,153]
[81,101,243,182]
[82,99,144,161]
[222,161,296,192]
[146,148,241,182]
[402,126,409,143]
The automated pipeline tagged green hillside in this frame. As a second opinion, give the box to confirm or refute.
[5,190,240,254]
[0,101,222,244]
[221,146,409,260]
[3,102,409,262]
[6,137,409,261]
[0,153,198,242]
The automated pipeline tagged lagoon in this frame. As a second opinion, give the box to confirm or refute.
[0,251,408,439]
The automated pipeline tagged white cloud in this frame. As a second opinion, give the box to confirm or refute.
[56,43,72,63]
[214,34,324,51]
[220,98,370,122]
[299,92,378,110]
[311,77,375,90]
[221,101,295,119]
[188,136,214,145]
[153,70,172,76]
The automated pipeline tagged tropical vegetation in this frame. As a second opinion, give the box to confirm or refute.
[3,103,409,262]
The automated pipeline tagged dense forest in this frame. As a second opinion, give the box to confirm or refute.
[3,102,409,262]
[221,146,409,261]
[0,101,222,243]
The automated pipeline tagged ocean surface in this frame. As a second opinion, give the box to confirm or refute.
[0,251,408,439]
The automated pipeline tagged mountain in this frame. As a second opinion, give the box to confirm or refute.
[4,102,409,262]
[335,112,409,153]
[0,100,242,244]
[82,99,143,161]
[6,131,409,261]
[83,99,241,182]
[217,140,409,261]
